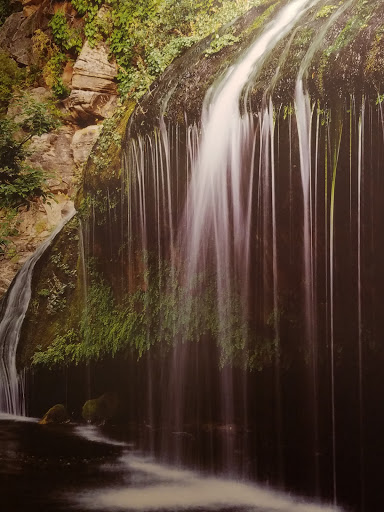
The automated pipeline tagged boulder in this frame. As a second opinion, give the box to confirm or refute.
[71,124,101,166]
[39,403,69,424]
[82,392,120,424]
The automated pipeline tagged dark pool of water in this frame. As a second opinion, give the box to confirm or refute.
[0,414,342,512]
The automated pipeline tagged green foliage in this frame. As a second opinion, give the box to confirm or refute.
[72,0,103,17]
[205,33,240,56]
[72,0,108,47]
[315,5,338,19]
[77,0,261,99]
[0,165,48,207]
[32,30,71,99]
[0,95,61,207]
[0,207,18,256]
[0,51,24,114]
[49,10,82,54]
[17,93,62,135]
[37,288,51,297]
[33,329,80,367]
[32,257,254,368]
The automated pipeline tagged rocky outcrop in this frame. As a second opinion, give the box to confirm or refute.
[0,198,74,297]
[27,126,76,195]
[65,42,118,123]
[71,41,117,93]
[7,86,53,122]
[64,89,117,123]
[0,8,49,65]
[71,124,102,166]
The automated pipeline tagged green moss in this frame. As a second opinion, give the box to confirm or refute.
[315,5,338,19]
[248,1,279,33]
[18,217,82,368]
[39,403,69,424]
[82,392,119,423]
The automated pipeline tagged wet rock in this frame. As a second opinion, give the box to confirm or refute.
[39,404,69,424]
[71,125,102,166]
[82,392,120,424]
[0,198,74,298]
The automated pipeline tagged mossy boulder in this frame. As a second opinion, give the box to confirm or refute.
[82,392,120,424]
[39,403,69,425]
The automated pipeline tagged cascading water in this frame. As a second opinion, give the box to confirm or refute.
[117,1,384,508]
[6,1,384,511]
[294,0,355,498]
[0,209,75,415]
[125,0,322,467]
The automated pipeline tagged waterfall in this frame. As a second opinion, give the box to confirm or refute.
[0,208,76,416]
[122,0,323,471]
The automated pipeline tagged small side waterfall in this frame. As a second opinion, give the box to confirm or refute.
[0,208,76,416]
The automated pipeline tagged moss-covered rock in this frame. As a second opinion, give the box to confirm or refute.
[39,403,69,424]
[82,392,120,424]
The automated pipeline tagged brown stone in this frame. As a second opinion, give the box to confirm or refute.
[26,126,76,195]
[71,125,101,166]
[0,9,49,65]
[71,41,118,94]
[62,60,74,88]
[64,89,117,123]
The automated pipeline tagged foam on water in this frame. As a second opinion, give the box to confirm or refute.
[73,424,130,447]
[79,456,342,512]
[0,412,38,422]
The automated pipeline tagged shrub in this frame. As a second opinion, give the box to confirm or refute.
[0,96,61,207]
[0,51,24,114]
[32,30,71,99]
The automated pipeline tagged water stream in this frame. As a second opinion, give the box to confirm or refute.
[0,208,75,415]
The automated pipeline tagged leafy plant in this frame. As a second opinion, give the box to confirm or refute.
[0,207,18,256]
[0,95,61,207]
[205,33,240,56]
[32,30,71,99]
[0,165,48,207]
[49,10,83,54]
[315,5,338,19]
[0,51,24,114]
[31,258,254,368]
